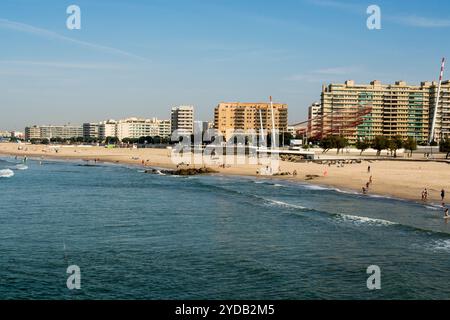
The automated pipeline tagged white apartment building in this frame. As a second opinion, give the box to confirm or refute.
[25,125,83,140]
[171,106,194,136]
[99,120,118,140]
[158,120,172,138]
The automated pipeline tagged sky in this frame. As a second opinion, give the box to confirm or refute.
[1,0,450,131]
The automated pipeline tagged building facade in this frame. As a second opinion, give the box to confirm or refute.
[429,80,450,142]
[214,102,288,141]
[307,102,322,139]
[25,125,83,140]
[316,80,439,144]
[171,106,194,136]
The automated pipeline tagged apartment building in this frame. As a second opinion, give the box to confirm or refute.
[171,106,194,136]
[214,102,288,141]
[429,80,450,142]
[25,125,83,140]
[307,102,322,139]
[317,80,433,143]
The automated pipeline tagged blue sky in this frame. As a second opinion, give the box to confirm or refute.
[1,0,450,130]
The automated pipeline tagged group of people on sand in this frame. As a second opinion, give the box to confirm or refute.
[361,166,373,195]
[422,188,449,218]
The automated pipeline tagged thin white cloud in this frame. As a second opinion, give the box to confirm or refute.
[0,18,151,62]
[313,66,362,75]
[0,60,125,70]
[390,15,450,28]
[305,0,363,12]
[287,65,363,82]
[307,0,450,29]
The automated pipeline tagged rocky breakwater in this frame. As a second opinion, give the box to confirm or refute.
[145,167,218,176]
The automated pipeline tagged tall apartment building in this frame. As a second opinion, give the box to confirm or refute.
[307,102,322,139]
[99,120,117,140]
[25,125,83,140]
[171,106,194,136]
[317,80,437,144]
[83,123,101,140]
[158,120,172,138]
[429,80,450,142]
[214,102,288,141]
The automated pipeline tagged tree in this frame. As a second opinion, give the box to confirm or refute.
[335,136,348,154]
[319,136,334,153]
[388,135,403,158]
[105,136,119,145]
[371,136,389,156]
[403,137,417,158]
[440,138,450,159]
[355,139,371,155]
[279,132,293,147]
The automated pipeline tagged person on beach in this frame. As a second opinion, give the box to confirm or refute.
[422,188,428,201]
[369,175,373,184]
[362,187,367,195]
[367,165,371,173]
[441,189,445,201]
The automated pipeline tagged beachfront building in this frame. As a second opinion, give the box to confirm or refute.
[158,120,171,138]
[99,120,117,140]
[83,122,101,140]
[315,80,433,144]
[11,131,24,139]
[214,102,288,141]
[307,102,322,139]
[25,125,83,140]
[116,118,161,141]
[428,80,450,142]
[171,106,194,136]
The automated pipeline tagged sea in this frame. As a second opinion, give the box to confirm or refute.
[0,156,449,299]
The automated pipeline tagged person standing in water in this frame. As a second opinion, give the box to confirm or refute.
[445,208,449,218]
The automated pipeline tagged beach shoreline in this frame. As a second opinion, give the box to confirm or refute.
[1,142,449,205]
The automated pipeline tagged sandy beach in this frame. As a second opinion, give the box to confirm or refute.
[1,142,449,204]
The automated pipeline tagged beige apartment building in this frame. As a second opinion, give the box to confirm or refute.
[214,102,288,141]
[316,80,442,144]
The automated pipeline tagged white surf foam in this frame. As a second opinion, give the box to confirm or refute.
[429,239,450,252]
[336,213,397,226]
[14,164,28,170]
[265,199,306,210]
[0,169,14,178]
[301,184,332,191]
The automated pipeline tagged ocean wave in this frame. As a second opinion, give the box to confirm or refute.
[335,213,398,226]
[264,199,307,210]
[300,184,332,191]
[425,205,443,211]
[14,164,28,170]
[0,169,14,178]
[428,239,450,252]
